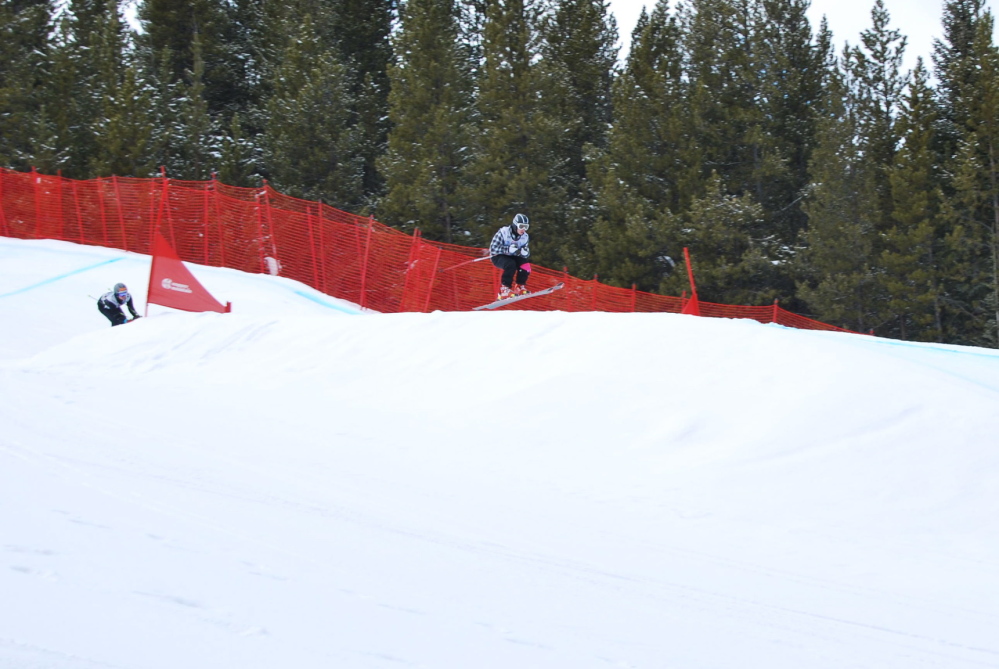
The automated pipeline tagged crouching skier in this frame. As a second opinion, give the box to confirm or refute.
[97,282,141,326]
[490,213,532,300]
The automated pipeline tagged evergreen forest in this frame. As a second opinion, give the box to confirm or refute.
[2,0,999,345]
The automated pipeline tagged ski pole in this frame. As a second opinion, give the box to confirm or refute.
[438,253,495,273]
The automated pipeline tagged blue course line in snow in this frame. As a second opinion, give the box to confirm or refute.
[292,289,362,315]
[839,330,999,362]
[0,257,124,298]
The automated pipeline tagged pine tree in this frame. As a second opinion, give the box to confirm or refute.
[218,113,255,187]
[535,0,618,269]
[135,0,276,182]
[947,15,999,346]
[134,0,239,117]
[452,0,489,96]
[796,2,910,334]
[462,0,555,248]
[0,0,55,170]
[377,0,474,242]
[847,0,907,234]
[261,16,362,206]
[329,0,395,205]
[35,13,82,175]
[90,0,156,177]
[797,57,886,331]
[172,31,218,180]
[330,0,394,94]
[90,64,157,177]
[934,0,986,149]
[754,0,826,259]
[932,0,999,346]
[677,0,794,302]
[661,172,777,305]
[144,46,180,175]
[52,0,127,177]
[882,59,946,341]
[587,1,687,290]
[680,0,764,199]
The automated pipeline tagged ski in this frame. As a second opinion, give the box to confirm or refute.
[472,282,565,311]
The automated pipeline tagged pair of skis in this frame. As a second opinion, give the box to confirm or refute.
[438,252,564,310]
[472,282,564,311]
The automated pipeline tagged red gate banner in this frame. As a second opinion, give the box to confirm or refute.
[147,231,231,314]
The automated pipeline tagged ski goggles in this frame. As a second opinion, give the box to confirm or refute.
[116,290,128,299]
[516,222,529,232]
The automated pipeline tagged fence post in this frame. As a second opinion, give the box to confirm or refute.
[71,179,84,244]
[57,170,66,241]
[111,175,129,251]
[255,186,267,274]
[211,174,226,268]
[680,247,701,316]
[423,246,442,313]
[202,179,211,264]
[151,171,164,246]
[772,299,780,324]
[97,177,109,246]
[148,171,158,250]
[262,182,278,268]
[592,274,599,311]
[163,171,178,251]
[317,201,327,294]
[631,283,638,312]
[358,216,374,309]
[401,228,422,310]
[562,266,570,311]
[305,204,320,290]
[111,174,126,251]
[31,167,42,239]
[0,169,8,237]
[683,247,698,300]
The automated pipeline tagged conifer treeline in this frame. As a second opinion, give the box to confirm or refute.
[2,0,998,345]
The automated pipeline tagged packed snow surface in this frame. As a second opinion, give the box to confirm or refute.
[2,237,999,669]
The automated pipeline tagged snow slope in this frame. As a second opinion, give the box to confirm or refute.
[2,237,999,668]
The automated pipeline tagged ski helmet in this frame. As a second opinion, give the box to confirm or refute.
[512,213,529,231]
[114,282,128,299]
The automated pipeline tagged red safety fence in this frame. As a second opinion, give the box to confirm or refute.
[0,166,857,332]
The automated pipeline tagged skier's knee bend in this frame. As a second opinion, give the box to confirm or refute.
[98,302,127,326]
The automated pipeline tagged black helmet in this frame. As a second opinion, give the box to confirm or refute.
[512,213,529,232]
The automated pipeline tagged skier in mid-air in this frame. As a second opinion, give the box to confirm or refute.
[97,282,141,326]
[489,213,531,300]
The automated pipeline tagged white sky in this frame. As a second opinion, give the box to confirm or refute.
[609,0,999,73]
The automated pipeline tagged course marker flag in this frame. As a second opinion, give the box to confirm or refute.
[147,231,231,314]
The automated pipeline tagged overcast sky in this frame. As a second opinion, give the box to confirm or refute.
[608,0,999,73]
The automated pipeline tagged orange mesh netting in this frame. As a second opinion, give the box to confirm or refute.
[0,166,857,333]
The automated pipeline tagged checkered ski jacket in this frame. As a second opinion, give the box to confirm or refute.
[489,224,530,259]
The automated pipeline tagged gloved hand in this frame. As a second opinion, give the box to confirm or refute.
[520,247,529,257]
[508,244,518,254]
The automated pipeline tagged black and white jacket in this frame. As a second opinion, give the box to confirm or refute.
[99,290,139,318]
[490,224,530,259]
